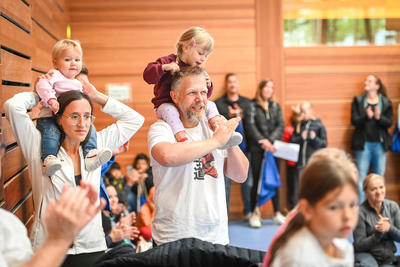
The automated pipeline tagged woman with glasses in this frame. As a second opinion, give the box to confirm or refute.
[4,81,144,267]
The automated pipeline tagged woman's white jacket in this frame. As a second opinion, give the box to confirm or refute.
[4,92,145,255]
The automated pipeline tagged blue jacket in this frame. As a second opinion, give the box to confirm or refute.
[100,156,115,211]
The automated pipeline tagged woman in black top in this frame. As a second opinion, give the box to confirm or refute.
[351,75,393,203]
[244,78,285,228]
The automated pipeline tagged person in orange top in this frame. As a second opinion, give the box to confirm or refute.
[135,187,155,241]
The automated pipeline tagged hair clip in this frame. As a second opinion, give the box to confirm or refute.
[192,37,197,47]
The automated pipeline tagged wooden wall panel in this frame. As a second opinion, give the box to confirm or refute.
[3,146,27,183]
[31,21,56,72]
[71,19,255,49]
[12,193,34,225]
[1,50,31,83]
[69,0,254,21]
[1,0,31,32]
[31,0,68,40]
[0,17,32,57]
[285,46,400,67]
[3,168,31,211]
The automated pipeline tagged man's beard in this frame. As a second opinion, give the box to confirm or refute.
[178,97,206,123]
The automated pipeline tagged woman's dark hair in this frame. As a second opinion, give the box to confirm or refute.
[133,153,150,168]
[255,78,274,112]
[372,75,387,97]
[53,91,93,152]
[268,149,358,265]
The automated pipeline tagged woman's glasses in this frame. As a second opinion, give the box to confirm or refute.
[63,115,95,126]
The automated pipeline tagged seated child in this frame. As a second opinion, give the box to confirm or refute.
[36,40,111,176]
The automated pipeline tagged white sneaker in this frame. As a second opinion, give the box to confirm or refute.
[85,148,112,172]
[272,213,286,225]
[218,132,243,150]
[43,155,62,176]
[243,212,252,222]
[249,212,262,228]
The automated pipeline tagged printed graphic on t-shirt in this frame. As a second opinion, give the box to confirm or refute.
[193,153,218,180]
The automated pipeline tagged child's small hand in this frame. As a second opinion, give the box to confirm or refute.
[204,71,212,88]
[48,98,59,114]
[162,61,180,74]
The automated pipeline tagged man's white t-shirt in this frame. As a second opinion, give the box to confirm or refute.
[0,209,33,267]
[271,226,354,267]
[148,119,228,246]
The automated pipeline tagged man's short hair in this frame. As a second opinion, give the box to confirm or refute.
[171,66,205,92]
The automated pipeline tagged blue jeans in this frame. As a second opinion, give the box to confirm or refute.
[37,117,61,161]
[83,125,98,156]
[354,141,387,203]
[225,151,252,216]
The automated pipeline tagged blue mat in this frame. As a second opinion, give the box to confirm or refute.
[228,219,279,251]
[228,219,400,254]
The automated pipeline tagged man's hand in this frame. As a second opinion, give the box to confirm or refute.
[212,117,240,148]
[228,104,243,118]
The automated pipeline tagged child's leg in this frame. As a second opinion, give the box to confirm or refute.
[84,125,112,172]
[36,117,62,176]
[206,101,243,150]
[83,125,98,157]
[156,103,187,142]
[36,117,61,161]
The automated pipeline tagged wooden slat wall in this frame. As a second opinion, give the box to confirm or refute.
[0,0,68,232]
[284,46,400,204]
[69,0,258,219]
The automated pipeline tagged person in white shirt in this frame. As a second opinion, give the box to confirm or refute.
[148,66,249,246]
[4,80,144,266]
[0,181,105,267]
[268,148,360,267]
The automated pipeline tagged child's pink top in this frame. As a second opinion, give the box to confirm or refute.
[143,54,213,109]
[263,210,299,267]
[36,69,82,108]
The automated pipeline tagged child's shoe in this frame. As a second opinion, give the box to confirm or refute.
[85,148,112,172]
[218,132,243,150]
[43,155,62,176]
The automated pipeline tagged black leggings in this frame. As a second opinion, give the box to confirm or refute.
[250,151,281,213]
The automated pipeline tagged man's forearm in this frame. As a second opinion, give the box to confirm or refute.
[152,138,221,167]
[224,146,249,183]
